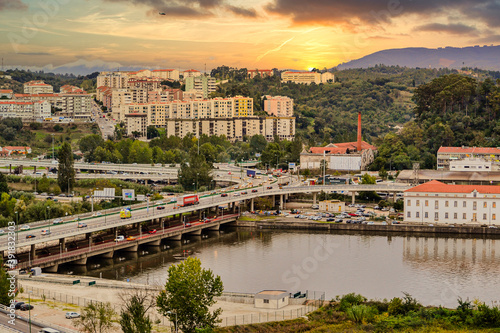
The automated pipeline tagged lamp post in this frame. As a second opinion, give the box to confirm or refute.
[47,206,51,232]
[167,310,178,333]
[28,291,33,333]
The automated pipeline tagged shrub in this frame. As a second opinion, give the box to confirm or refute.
[389,293,422,316]
[336,293,367,312]
[473,304,500,327]
[346,304,377,324]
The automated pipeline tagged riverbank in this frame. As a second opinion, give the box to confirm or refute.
[236,217,500,237]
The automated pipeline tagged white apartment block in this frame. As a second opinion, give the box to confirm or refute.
[281,71,334,85]
[264,117,295,141]
[125,113,148,137]
[0,89,13,99]
[23,80,54,94]
[404,180,500,225]
[0,100,51,121]
[263,95,294,117]
[97,72,130,89]
[185,76,216,99]
[183,69,202,78]
[449,158,496,172]
[14,93,91,121]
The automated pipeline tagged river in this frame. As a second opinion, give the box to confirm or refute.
[62,228,500,308]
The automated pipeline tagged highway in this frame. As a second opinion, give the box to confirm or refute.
[0,181,411,252]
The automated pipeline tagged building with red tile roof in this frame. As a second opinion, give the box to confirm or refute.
[404,180,500,225]
[437,146,500,170]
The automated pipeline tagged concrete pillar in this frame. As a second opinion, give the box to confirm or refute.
[85,232,92,240]
[280,195,284,210]
[313,193,317,205]
[393,192,397,203]
[59,238,66,252]
[199,210,202,220]
[250,198,254,212]
[31,244,36,260]
[351,192,355,204]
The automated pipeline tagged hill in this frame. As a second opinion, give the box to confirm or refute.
[337,45,500,71]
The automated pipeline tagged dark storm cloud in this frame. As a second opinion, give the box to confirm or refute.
[226,5,257,17]
[414,23,478,35]
[0,0,27,11]
[264,0,500,29]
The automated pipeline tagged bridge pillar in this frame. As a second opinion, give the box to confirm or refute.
[31,244,36,260]
[351,193,355,204]
[59,238,66,252]
[280,195,284,210]
[313,193,317,205]
[250,198,254,212]
[393,192,397,203]
[85,232,92,240]
[44,264,58,273]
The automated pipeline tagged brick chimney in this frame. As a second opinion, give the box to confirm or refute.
[357,111,362,152]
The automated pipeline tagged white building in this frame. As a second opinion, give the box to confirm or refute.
[0,89,13,99]
[437,146,500,170]
[449,158,496,172]
[254,290,289,309]
[263,95,294,117]
[404,180,500,225]
[0,100,51,121]
[319,200,345,213]
[281,71,334,85]
[23,80,53,94]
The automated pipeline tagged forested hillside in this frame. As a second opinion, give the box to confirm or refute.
[214,66,458,145]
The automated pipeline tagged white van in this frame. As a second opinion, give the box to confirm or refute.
[38,328,60,333]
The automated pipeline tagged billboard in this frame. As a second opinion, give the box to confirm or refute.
[136,194,146,202]
[94,188,115,200]
[288,162,296,170]
[122,189,135,201]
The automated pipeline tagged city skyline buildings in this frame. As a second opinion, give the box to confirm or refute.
[1,1,500,74]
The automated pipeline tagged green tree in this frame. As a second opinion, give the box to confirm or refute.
[120,290,153,333]
[178,152,213,191]
[79,134,104,162]
[57,142,75,194]
[75,302,116,333]
[249,134,268,155]
[37,175,50,193]
[0,257,15,306]
[0,173,9,194]
[157,257,223,333]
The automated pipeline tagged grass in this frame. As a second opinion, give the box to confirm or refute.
[238,215,278,221]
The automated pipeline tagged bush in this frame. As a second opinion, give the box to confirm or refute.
[53,124,64,132]
[29,122,42,130]
[346,304,377,324]
[336,293,367,312]
[388,293,422,316]
[473,304,500,327]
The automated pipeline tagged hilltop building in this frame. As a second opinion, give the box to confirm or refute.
[263,95,293,117]
[281,71,334,85]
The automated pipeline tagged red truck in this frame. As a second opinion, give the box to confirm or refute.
[180,194,199,207]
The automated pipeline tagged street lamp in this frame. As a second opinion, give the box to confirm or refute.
[28,290,33,333]
[167,310,178,333]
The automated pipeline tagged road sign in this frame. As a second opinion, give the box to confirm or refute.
[137,194,146,201]
[288,162,296,170]
[94,188,115,200]
[123,189,135,201]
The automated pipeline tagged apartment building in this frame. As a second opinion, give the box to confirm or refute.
[14,93,91,120]
[281,71,334,85]
[247,69,273,79]
[437,146,500,170]
[404,180,500,225]
[97,72,130,89]
[151,69,180,81]
[23,80,54,94]
[183,69,202,78]
[185,76,216,99]
[60,85,85,94]
[0,100,51,121]
[263,95,294,117]
[127,78,162,91]
[125,113,148,137]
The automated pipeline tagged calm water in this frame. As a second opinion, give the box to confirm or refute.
[66,229,500,308]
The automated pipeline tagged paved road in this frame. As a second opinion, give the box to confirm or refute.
[0,309,45,333]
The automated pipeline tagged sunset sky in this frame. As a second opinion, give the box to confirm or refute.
[1,0,500,73]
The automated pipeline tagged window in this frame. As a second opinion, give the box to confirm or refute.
[484,202,488,208]
[445,212,449,219]
[416,200,420,206]
[493,214,496,220]
[416,212,420,218]
[425,212,428,218]
[445,201,449,207]
[263,299,269,304]
[454,201,458,207]
[473,202,477,210]
[407,212,411,218]
[407,200,411,206]
[434,212,439,220]
[483,213,487,220]
[463,213,467,219]
[494,202,497,208]
[425,200,429,207]
[435,201,439,209]
[454,213,457,219]
[473,191,477,198]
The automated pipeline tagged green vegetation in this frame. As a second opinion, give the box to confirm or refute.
[214,293,500,333]
[75,301,116,333]
[57,142,75,193]
[120,290,154,333]
[157,257,224,333]
[0,257,15,306]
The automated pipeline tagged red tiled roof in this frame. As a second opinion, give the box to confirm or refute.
[438,146,500,154]
[184,69,200,72]
[283,71,316,74]
[405,180,500,194]
[0,89,13,93]
[308,141,376,154]
[4,146,31,150]
[153,69,174,72]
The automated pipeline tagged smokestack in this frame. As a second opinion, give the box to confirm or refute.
[357,111,362,152]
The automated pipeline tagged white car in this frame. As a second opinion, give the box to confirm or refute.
[114,235,125,242]
[0,230,4,235]
[20,225,30,231]
[66,312,80,319]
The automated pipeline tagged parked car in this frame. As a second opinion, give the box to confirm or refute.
[20,304,34,311]
[311,204,319,209]
[335,219,343,223]
[14,302,24,309]
[66,312,80,319]
[326,218,335,222]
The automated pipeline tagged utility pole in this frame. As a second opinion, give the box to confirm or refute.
[51,134,55,161]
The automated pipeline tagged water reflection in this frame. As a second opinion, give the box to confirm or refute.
[68,228,500,308]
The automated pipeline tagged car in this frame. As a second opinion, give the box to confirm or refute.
[26,234,36,239]
[77,223,87,228]
[233,193,240,197]
[251,189,258,193]
[20,304,34,311]
[14,302,25,309]
[335,219,343,223]
[488,225,498,228]
[157,206,165,210]
[126,236,136,241]
[392,221,400,224]
[20,225,30,231]
[46,196,54,200]
[52,218,63,225]
[40,192,48,196]
[221,193,228,197]
[367,221,374,225]
[58,194,66,197]
[92,212,102,217]
[267,186,273,190]
[241,191,247,195]
[114,235,125,242]
[311,204,319,209]
[0,229,4,235]
[41,229,51,236]
[66,312,80,319]
[148,229,157,234]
